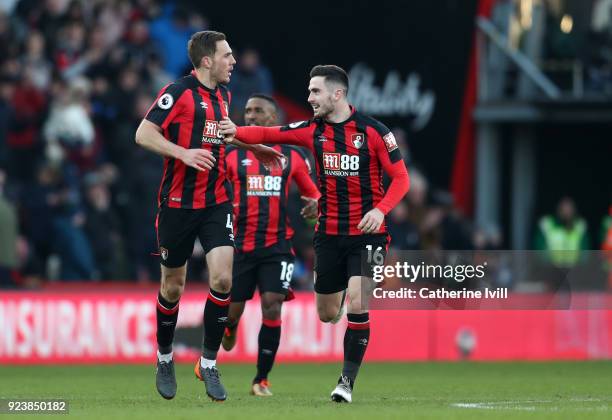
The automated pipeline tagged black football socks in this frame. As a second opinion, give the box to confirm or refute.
[342,312,371,387]
[254,318,282,382]
[201,289,231,360]
[156,291,179,355]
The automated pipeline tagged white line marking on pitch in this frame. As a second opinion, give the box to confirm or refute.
[452,399,609,412]
[452,402,537,411]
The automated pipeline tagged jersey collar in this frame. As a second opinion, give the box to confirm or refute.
[190,70,219,93]
[322,105,357,126]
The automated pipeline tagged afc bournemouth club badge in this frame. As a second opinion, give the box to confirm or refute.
[160,247,168,261]
[352,133,364,149]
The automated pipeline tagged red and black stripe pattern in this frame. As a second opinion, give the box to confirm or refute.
[226,145,317,253]
[145,71,232,209]
[308,111,402,235]
[234,107,408,236]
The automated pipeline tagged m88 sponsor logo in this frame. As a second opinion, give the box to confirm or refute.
[202,120,224,144]
[246,175,283,196]
[322,152,360,176]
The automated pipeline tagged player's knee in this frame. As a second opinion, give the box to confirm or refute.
[261,293,283,320]
[162,281,184,302]
[347,288,361,303]
[161,273,185,302]
[209,272,232,293]
[347,290,363,313]
[347,299,364,314]
[261,301,282,320]
[318,313,334,323]
[318,307,338,323]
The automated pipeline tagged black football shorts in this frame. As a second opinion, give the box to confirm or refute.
[156,201,235,268]
[313,232,389,294]
[231,248,295,302]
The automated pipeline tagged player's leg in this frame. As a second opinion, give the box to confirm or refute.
[250,291,284,396]
[155,264,186,400]
[155,207,198,400]
[157,264,187,357]
[194,245,233,401]
[251,254,293,396]
[330,275,370,403]
[331,234,388,403]
[202,246,233,360]
[194,202,235,401]
[222,253,257,351]
[313,232,348,323]
[316,290,345,322]
[222,301,245,351]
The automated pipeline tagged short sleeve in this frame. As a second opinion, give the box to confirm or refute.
[145,83,187,130]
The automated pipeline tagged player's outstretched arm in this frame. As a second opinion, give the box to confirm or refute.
[135,120,216,171]
[219,118,313,148]
[218,118,285,169]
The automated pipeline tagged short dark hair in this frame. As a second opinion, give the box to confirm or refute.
[309,65,349,93]
[248,93,278,111]
[187,31,226,69]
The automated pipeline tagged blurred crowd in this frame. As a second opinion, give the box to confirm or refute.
[0,0,608,291]
[0,0,276,287]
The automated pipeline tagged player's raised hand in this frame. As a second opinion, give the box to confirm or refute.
[219,117,237,139]
[252,144,285,170]
[300,196,318,219]
[357,208,384,234]
[178,148,216,171]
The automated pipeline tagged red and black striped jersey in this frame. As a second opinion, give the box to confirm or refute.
[234,107,410,236]
[145,71,232,209]
[226,145,320,253]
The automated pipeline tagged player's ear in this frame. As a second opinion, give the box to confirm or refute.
[201,55,213,69]
[333,88,343,102]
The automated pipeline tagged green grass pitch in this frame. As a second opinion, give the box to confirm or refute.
[1,362,611,419]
